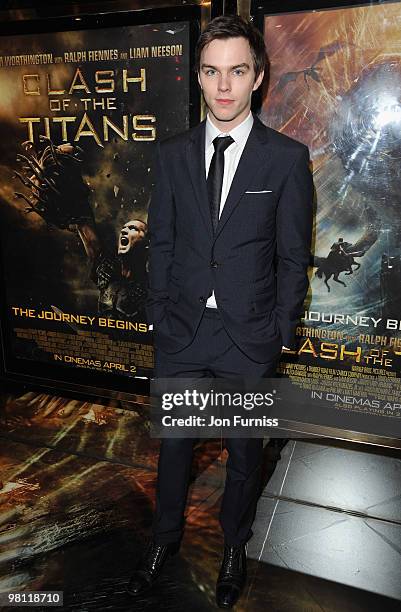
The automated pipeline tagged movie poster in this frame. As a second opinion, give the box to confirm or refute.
[262,2,401,431]
[0,21,190,380]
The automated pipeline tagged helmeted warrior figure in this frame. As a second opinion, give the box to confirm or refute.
[14,136,148,320]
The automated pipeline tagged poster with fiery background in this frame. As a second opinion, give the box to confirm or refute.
[262,2,401,428]
[0,21,189,380]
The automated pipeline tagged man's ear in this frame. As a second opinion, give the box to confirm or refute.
[253,70,264,91]
[197,71,202,89]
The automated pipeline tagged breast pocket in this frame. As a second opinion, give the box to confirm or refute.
[242,190,277,231]
[243,189,277,208]
[245,189,274,194]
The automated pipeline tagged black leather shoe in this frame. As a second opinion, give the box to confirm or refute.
[216,542,247,609]
[127,539,180,596]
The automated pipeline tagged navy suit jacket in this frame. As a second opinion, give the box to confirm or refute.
[146,114,313,363]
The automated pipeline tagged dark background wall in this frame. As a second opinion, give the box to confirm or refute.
[0,1,240,23]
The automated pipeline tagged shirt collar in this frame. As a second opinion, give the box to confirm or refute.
[205,111,254,150]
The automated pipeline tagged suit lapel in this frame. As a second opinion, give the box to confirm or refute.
[185,120,213,237]
[214,116,271,242]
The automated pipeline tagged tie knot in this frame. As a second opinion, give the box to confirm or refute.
[213,135,234,153]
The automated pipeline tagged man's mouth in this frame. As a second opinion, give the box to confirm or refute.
[120,236,129,246]
[216,99,234,105]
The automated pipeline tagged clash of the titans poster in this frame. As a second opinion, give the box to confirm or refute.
[262,2,401,428]
[0,21,190,380]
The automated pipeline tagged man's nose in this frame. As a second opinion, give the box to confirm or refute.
[218,74,231,91]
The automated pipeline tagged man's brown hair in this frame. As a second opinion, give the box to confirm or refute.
[195,14,267,79]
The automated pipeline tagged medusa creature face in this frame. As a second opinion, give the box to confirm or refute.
[118,219,147,254]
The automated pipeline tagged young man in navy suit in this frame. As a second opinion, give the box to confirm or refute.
[128,14,313,608]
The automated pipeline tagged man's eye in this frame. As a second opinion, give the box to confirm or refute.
[233,69,244,76]
[206,69,216,76]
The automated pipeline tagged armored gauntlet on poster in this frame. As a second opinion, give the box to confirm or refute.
[14,136,94,230]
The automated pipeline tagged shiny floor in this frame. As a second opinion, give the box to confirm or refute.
[0,384,400,611]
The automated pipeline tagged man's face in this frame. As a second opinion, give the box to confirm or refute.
[198,36,264,131]
[118,219,147,254]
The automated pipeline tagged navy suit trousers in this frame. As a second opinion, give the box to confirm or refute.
[152,307,279,546]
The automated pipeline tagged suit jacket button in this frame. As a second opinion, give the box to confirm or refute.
[199,296,205,302]
[210,260,218,268]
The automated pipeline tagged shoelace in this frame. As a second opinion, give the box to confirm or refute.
[221,545,244,576]
[144,543,167,573]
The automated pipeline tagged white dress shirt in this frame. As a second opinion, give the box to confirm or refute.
[205,111,253,308]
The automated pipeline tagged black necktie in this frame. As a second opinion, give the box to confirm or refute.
[207,135,234,232]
